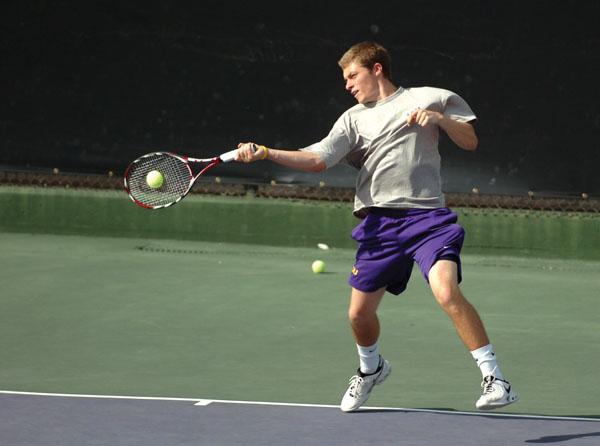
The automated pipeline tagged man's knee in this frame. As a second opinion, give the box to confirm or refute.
[431,282,463,310]
[348,305,376,326]
[348,287,385,325]
[429,260,462,308]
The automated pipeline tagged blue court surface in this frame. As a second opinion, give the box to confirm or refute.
[1,391,599,446]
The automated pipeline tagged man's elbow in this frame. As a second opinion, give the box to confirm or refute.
[465,135,478,151]
[306,156,327,173]
[459,129,478,151]
[465,123,478,150]
[309,160,327,173]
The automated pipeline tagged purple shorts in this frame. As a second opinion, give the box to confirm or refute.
[348,207,465,295]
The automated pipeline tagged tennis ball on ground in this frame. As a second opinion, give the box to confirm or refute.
[146,170,164,188]
[312,260,326,274]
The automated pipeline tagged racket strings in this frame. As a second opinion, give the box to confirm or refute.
[126,154,192,208]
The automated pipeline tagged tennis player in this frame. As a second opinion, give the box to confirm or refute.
[236,41,518,412]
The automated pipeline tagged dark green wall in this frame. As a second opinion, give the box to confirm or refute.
[2,187,599,260]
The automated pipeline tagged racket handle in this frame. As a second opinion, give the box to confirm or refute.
[219,144,257,163]
[219,149,239,163]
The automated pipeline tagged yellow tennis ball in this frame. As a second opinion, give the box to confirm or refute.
[146,170,164,188]
[312,260,326,274]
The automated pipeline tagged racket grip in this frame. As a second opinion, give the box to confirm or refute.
[219,149,239,163]
[220,144,257,163]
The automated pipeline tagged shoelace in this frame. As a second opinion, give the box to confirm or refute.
[481,376,497,395]
[482,375,512,396]
[348,375,365,397]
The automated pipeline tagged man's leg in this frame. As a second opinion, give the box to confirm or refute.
[428,260,488,350]
[340,286,391,412]
[428,259,518,410]
[348,286,386,346]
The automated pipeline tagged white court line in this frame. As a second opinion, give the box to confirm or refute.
[0,390,598,422]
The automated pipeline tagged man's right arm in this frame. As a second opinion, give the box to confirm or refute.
[235,142,327,173]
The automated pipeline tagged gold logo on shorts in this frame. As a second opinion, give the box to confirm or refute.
[351,266,359,276]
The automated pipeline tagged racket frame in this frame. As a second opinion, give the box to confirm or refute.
[124,150,235,209]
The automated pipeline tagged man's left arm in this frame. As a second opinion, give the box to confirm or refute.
[407,109,478,151]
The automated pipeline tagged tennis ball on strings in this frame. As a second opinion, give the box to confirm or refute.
[146,170,165,189]
[312,260,326,274]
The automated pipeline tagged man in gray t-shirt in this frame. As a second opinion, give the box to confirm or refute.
[235,41,517,413]
[301,85,477,217]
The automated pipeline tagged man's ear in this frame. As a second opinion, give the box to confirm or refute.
[372,63,384,76]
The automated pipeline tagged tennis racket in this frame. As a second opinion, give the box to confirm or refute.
[124,148,240,209]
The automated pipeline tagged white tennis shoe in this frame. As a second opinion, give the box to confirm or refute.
[476,375,519,410]
[340,356,391,412]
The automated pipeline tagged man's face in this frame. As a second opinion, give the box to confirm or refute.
[342,61,380,104]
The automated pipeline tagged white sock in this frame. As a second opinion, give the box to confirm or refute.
[357,342,380,374]
[470,344,504,379]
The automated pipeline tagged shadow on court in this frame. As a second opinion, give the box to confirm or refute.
[1,393,599,446]
[525,432,600,444]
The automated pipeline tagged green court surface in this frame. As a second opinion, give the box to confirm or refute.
[1,232,598,418]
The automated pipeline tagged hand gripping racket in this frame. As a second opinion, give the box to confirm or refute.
[124,149,239,209]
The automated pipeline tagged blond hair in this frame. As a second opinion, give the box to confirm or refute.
[338,41,392,80]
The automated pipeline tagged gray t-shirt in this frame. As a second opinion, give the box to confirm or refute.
[301,86,476,217]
